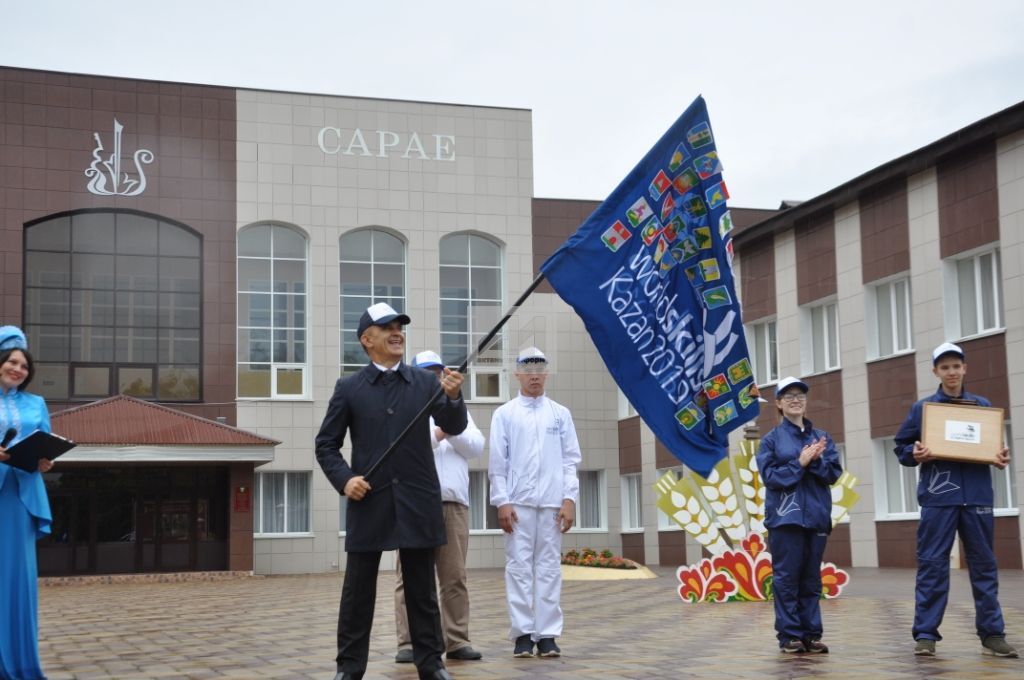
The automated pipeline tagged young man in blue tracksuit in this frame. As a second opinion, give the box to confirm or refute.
[893,342,1016,658]
[756,376,843,654]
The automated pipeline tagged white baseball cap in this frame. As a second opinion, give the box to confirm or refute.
[775,376,809,397]
[931,342,964,365]
[356,302,410,339]
[412,350,444,369]
[516,346,547,364]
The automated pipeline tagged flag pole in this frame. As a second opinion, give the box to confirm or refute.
[363,272,548,481]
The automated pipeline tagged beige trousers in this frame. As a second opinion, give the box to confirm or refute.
[395,502,472,652]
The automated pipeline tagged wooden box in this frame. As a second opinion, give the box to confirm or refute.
[922,401,1004,464]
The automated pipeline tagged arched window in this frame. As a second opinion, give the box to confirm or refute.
[339,229,407,376]
[24,210,201,401]
[237,223,308,399]
[439,233,503,400]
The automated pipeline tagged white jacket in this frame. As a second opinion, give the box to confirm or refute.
[430,411,484,506]
[488,393,581,509]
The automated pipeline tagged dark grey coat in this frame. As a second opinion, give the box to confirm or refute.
[315,362,468,552]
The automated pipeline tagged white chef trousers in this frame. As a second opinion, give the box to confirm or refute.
[503,504,564,641]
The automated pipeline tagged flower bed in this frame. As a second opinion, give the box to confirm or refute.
[561,547,638,570]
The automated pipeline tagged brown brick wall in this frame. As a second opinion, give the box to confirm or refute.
[618,416,642,474]
[991,517,1023,570]
[937,142,999,259]
[531,198,600,294]
[876,520,918,567]
[822,523,851,567]
[658,530,686,566]
[802,371,845,443]
[738,233,776,321]
[959,334,1010,411]
[868,354,918,439]
[795,211,837,306]
[229,464,254,571]
[655,436,676,470]
[0,67,237,422]
[621,532,646,565]
[860,180,910,283]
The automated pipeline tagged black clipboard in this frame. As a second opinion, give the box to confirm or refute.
[1,430,76,473]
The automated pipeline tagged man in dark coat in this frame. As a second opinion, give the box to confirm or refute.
[316,302,468,680]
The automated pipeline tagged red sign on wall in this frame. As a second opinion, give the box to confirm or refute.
[233,486,251,513]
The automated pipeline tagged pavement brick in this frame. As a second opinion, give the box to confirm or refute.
[37,566,1023,678]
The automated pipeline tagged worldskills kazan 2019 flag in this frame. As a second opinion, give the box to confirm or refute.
[541,96,757,478]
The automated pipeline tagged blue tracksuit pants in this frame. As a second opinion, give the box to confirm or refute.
[768,525,828,645]
[913,505,1005,641]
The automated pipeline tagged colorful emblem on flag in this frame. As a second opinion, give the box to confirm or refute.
[626,197,653,227]
[702,286,732,309]
[601,221,632,252]
[660,192,677,222]
[705,180,729,210]
[703,373,730,399]
[661,250,681,273]
[653,236,670,264]
[641,217,664,246]
[649,170,672,200]
[693,227,713,249]
[698,258,721,282]
[737,383,760,408]
[673,168,699,195]
[687,121,713,149]
[713,400,739,426]
[676,235,699,260]
[725,239,735,268]
[664,215,684,242]
[727,358,753,385]
[684,264,702,284]
[719,210,734,237]
[668,142,691,173]
[683,195,708,219]
[694,151,723,180]
[675,403,704,430]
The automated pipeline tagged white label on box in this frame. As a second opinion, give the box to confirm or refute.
[945,420,981,444]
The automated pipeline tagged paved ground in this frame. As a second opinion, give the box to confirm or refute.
[38,566,1024,679]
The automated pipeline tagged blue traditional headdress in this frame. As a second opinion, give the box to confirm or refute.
[0,325,28,351]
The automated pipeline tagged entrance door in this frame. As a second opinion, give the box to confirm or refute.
[140,497,194,571]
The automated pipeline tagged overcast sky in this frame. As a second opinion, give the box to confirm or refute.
[3,1,1022,209]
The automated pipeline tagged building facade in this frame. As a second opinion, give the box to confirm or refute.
[3,65,1021,575]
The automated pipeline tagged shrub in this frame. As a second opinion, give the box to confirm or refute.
[561,547,638,569]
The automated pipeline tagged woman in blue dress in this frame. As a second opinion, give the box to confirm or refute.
[0,326,55,680]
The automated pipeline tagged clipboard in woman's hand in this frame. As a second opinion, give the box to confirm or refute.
[0,430,76,473]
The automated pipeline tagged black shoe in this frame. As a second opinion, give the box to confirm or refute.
[332,673,364,680]
[446,645,483,660]
[781,639,806,653]
[536,637,561,658]
[395,648,414,663]
[804,638,829,654]
[513,634,534,657]
[421,669,453,680]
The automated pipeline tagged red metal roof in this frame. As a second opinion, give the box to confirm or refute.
[50,396,279,446]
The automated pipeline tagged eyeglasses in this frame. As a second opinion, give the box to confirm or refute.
[779,393,807,402]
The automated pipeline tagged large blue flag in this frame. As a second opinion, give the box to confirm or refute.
[541,96,757,478]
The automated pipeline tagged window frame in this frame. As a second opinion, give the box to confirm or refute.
[438,233,506,403]
[620,472,644,532]
[874,436,920,520]
[338,227,408,378]
[575,469,607,532]
[745,318,779,386]
[656,467,685,531]
[800,299,840,375]
[254,471,313,537]
[468,470,502,533]
[942,247,1004,342]
[865,275,914,360]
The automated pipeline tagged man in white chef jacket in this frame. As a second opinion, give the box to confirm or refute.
[488,347,581,659]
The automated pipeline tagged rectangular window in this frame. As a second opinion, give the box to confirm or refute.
[877,437,919,517]
[469,470,500,531]
[868,277,913,359]
[746,319,778,385]
[577,470,606,530]
[337,495,348,534]
[657,468,684,530]
[804,301,839,373]
[947,249,1003,339]
[620,473,643,531]
[994,424,1017,512]
[254,472,311,534]
[618,388,637,419]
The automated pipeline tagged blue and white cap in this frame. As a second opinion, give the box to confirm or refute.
[775,376,809,397]
[932,342,964,365]
[412,350,444,369]
[355,302,411,340]
[0,326,27,351]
